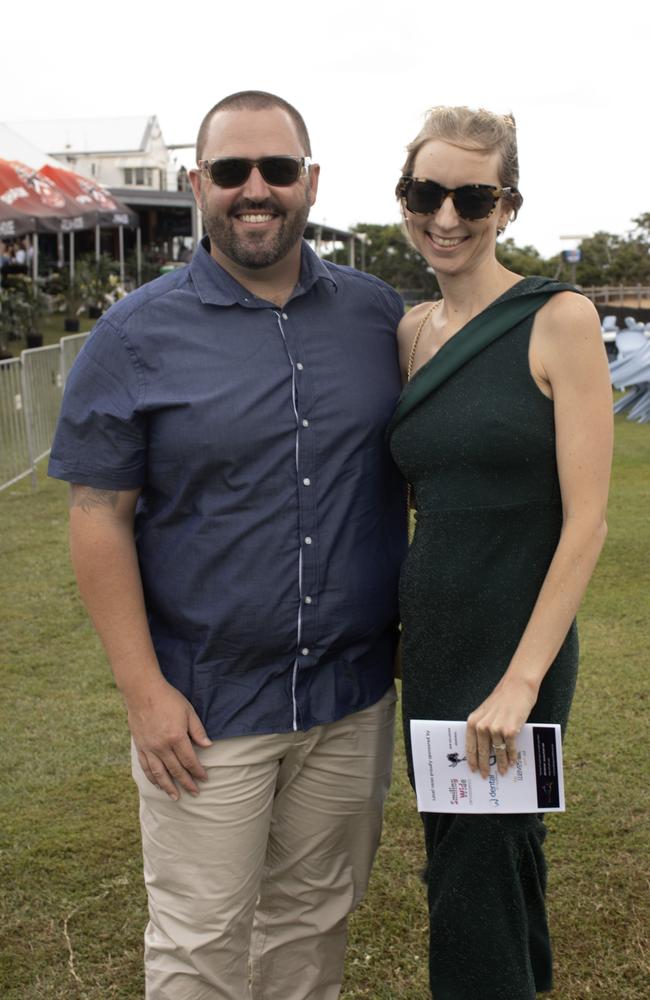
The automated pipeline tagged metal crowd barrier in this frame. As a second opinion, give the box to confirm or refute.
[0,333,90,492]
[61,332,90,385]
[0,358,32,489]
[21,345,63,467]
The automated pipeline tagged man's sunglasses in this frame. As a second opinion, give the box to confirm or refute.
[199,156,309,188]
[396,176,514,221]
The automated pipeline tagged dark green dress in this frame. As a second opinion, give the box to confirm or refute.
[388,278,580,1000]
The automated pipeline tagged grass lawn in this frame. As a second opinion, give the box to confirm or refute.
[0,415,648,998]
[3,312,95,358]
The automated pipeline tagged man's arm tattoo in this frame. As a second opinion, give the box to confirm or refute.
[69,485,120,513]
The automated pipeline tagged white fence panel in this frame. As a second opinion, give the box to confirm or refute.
[21,345,63,465]
[0,358,33,491]
[61,332,90,385]
[1,332,93,493]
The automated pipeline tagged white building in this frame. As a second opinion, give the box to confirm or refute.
[7,115,181,191]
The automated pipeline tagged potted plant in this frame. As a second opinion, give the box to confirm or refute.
[0,288,17,357]
[104,272,127,307]
[80,254,112,319]
[24,280,48,348]
[58,269,86,333]
[3,277,48,348]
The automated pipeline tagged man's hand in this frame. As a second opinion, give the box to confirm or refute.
[126,678,213,800]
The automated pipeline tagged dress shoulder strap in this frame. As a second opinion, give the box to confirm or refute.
[388,279,579,439]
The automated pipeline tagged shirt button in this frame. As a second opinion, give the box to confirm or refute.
[282,312,288,320]
[304,596,312,604]
[303,477,311,486]
[296,362,304,371]
[304,536,312,545]
[302,419,309,428]
[301,647,310,656]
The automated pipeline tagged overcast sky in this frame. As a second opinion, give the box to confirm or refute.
[4,0,649,257]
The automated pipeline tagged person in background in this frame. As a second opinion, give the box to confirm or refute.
[388,105,612,999]
[14,239,26,265]
[49,90,407,999]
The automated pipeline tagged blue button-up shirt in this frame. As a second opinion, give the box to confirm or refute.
[49,238,407,739]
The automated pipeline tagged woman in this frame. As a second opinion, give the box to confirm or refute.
[388,107,612,999]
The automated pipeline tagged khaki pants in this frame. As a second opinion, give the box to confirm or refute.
[132,686,396,1000]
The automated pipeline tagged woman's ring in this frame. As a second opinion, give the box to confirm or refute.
[491,742,507,752]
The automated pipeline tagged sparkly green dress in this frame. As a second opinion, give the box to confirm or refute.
[388,278,580,1000]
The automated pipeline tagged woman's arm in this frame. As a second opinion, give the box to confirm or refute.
[466,293,613,776]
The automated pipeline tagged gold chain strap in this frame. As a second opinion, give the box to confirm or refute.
[407,300,440,381]
[405,300,441,534]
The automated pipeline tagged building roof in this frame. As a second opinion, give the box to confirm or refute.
[6,116,159,156]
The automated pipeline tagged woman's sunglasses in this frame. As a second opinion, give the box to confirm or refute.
[396,176,513,221]
[199,156,309,188]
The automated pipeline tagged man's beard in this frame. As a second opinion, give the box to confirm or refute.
[202,194,310,270]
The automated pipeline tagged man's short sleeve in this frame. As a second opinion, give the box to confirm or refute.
[362,273,404,329]
[48,319,147,489]
[385,284,405,327]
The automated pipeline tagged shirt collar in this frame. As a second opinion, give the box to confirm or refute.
[189,235,338,307]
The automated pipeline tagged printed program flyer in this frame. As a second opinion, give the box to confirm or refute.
[410,720,565,814]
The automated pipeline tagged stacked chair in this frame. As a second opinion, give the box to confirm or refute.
[609,319,650,423]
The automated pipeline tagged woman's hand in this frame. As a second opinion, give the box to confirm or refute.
[465,675,539,778]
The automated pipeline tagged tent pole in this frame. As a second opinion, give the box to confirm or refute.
[136,227,142,287]
[95,224,101,263]
[32,233,39,282]
[69,232,75,280]
[119,226,125,287]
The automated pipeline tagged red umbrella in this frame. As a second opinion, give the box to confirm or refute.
[0,159,39,237]
[1,159,140,286]
[0,159,96,233]
[40,164,138,227]
[0,197,37,238]
[39,163,140,285]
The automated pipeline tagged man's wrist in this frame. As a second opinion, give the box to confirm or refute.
[114,660,167,705]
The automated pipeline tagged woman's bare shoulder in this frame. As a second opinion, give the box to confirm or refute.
[398,300,437,338]
[537,290,600,330]
[532,291,608,388]
[397,301,438,375]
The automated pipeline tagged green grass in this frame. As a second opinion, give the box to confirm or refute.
[3,313,95,357]
[1,416,648,999]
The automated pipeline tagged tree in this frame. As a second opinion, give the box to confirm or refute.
[575,230,650,287]
[324,223,440,299]
[321,215,650,294]
[572,231,618,286]
[496,239,553,277]
[631,213,650,242]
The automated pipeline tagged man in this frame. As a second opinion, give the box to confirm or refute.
[49,91,406,1000]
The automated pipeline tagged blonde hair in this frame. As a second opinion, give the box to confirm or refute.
[399,106,523,219]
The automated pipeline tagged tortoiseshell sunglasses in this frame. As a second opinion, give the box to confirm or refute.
[396,176,514,220]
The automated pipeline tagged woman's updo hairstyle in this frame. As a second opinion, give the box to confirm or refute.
[399,106,524,220]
